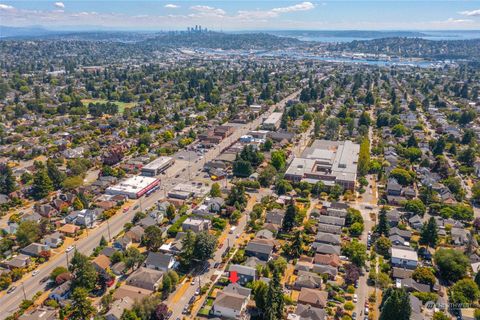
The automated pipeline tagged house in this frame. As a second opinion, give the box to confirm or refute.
[245,239,274,261]
[451,227,469,246]
[294,261,313,273]
[65,209,98,228]
[18,307,57,320]
[386,178,402,196]
[386,210,402,227]
[49,280,71,302]
[144,252,175,272]
[126,267,163,291]
[392,267,414,280]
[313,254,341,267]
[316,224,342,234]
[297,288,328,308]
[228,264,257,285]
[265,210,285,226]
[92,254,111,273]
[313,244,341,256]
[34,204,58,218]
[182,218,211,232]
[205,197,225,213]
[20,243,49,257]
[389,227,412,241]
[389,235,409,247]
[315,232,341,245]
[125,226,144,243]
[317,215,345,227]
[58,224,80,236]
[400,278,431,293]
[293,271,323,290]
[288,304,326,320]
[112,284,152,301]
[114,236,132,251]
[42,232,63,248]
[111,262,126,276]
[256,229,274,239]
[105,297,134,320]
[3,254,31,269]
[390,247,418,269]
[100,247,118,258]
[311,264,337,279]
[212,283,251,319]
[408,215,423,230]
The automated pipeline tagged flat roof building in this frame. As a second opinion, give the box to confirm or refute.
[285,140,360,190]
[106,176,159,199]
[141,157,174,177]
[262,112,283,131]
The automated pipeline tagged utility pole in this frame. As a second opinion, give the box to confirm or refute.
[21,283,26,301]
[65,251,70,266]
[106,219,112,242]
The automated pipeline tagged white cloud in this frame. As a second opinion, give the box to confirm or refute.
[164,4,179,9]
[190,5,226,16]
[271,2,315,14]
[459,9,480,17]
[54,2,65,9]
[445,17,473,23]
[0,3,14,10]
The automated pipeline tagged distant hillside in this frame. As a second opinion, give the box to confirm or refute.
[141,31,302,50]
[329,37,480,60]
[0,25,58,38]
[268,30,426,40]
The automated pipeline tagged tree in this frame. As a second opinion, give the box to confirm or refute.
[259,165,277,187]
[434,248,469,282]
[349,222,364,237]
[166,204,176,221]
[379,288,411,320]
[232,159,253,177]
[99,236,108,247]
[358,138,370,176]
[31,168,53,200]
[50,266,69,281]
[16,220,41,247]
[69,251,98,291]
[193,231,217,261]
[282,201,298,232]
[143,225,163,251]
[252,280,268,312]
[270,150,287,171]
[412,267,436,286]
[275,179,293,195]
[472,182,480,202]
[0,164,16,194]
[125,247,144,270]
[342,240,367,267]
[154,303,170,320]
[449,279,480,304]
[179,231,195,267]
[287,230,303,258]
[404,199,426,216]
[375,236,392,256]
[46,159,66,190]
[210,183,221,197]
[70,287,95,320]
[419,217,438,247]
[344,263,360,284]
[390,168,414,186]
[376,207,390,236]
[432,312,450,320]
[345,208,363,226]
[264,268,284,320]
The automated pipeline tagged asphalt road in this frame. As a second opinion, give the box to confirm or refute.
[0,88,303,319]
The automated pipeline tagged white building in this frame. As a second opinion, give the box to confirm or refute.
[262,112,283,131]
[141,157,174,177]
[106,176,159,199]
[390,247,418,269]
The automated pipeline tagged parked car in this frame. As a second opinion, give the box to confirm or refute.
[353,294,358,303]
[39,276,49,284]
[32,270,39,276]
[365,307,369,315]
[7,286,16,294]
[352,312,357,320]
[66,245,75,253]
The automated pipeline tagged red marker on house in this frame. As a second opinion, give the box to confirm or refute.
[229,271,238,283]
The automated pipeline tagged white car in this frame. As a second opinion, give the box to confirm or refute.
[364,307,369,315]
[353,294,358,303]
[32,270,39,276]
[191,279,196,286]
[66,245,75,253]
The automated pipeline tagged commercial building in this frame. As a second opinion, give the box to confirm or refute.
[141,157,174,177]
[285,140,360,190]
[262,112,283,131]
[106,176,159,199]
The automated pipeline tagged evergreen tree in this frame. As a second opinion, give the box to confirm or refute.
[265,269,284,320]
[32,168,53,200]
[288,230,303,258]
[376,207,390,236]
[46,159,66,190]
[379,288,411,320]
[282,200,298,232]
[420,217,438,247]
[69,251,98,292]
[0,164,16,194]
[70,287,95,320]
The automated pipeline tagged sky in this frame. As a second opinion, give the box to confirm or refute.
[1,1,480,31]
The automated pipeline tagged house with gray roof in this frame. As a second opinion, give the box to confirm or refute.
[315,232,341,245]
[228,264,257,285]
[245,239,275,261]
[126,267,163,291]
[144,252,175,272]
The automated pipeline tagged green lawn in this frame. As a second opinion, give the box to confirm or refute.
[81,99,136,113]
